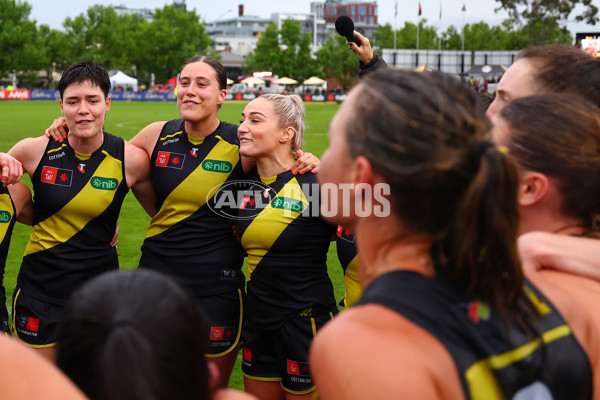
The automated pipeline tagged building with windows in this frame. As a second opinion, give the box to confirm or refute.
[113,5,154,21]
[323,0,378,37]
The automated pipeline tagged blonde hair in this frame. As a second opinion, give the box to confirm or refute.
[260,94,305,153]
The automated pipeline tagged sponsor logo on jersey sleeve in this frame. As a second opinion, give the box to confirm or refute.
[156,151,185,169]
[41,166,73,186]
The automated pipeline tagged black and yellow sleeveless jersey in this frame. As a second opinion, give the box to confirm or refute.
[140,119,245,296]
[18,132,128,305]
[238,170,337,332]
[335,226,361,308]
[0,187,16,330]
[358,270,593,400]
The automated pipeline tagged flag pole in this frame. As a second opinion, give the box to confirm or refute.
[438,0,442,51]
[461,1,466,52]
[394,0,397,50]
[417,1,421,50]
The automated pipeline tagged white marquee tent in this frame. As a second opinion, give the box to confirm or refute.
[110,71,138,91]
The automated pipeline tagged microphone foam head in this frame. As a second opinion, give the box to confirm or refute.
[335,16,355,37]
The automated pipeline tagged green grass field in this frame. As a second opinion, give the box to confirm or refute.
[0,99,342,390]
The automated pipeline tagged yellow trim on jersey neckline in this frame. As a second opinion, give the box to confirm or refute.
[188,135,205,145]
[465,324,572,399]
[74,150,91,161]
[260,175,277,185]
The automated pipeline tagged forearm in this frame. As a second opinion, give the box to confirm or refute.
[518,231,600,281]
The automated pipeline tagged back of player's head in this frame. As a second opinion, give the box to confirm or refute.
[499,93,600,233]
[345,69,530,325]
[58,61,111,100]
[56,269,210,400]
[517,44,600,107]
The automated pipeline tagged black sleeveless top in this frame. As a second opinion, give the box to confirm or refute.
[358,270,593,399]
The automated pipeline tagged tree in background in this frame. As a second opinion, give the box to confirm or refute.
[372,21,437,50]
[244,19,319,83]
[494,0,598,44]
[62,6,138,72]
[314,34,359,91]
[143,4,213,83]
[0,0,38,79]
[36,25,69,88]
[244,23,282,75]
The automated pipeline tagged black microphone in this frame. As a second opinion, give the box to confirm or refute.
[335,16,361,47]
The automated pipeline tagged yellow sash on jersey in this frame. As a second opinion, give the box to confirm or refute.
[242,177,308,279]
[24,151,123,255]
[0,193,14,241]
[145,136,240,238]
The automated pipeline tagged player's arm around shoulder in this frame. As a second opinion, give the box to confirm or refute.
[129,121,167,156]
[8,182,33,225]
[7,136,49,178]
[310,304,463,400]
[124,140,156,217]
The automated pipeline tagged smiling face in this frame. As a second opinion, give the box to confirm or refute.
[486,58,538,119]
[238,97,287,160]
[177,61,226,123]
[59,80,110,140]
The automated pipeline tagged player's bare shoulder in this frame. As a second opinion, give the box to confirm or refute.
[9,135,51,175]
[129,121,168,155]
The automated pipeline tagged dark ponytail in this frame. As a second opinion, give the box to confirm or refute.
[441,143,536,329]
[346,69,538,331]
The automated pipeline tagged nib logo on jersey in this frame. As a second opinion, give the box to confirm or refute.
[0,210,12,223]
[156,151,185,169]
[16,315,39,337]
[41,166,73,187]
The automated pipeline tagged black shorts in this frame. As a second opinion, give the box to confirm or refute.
[12,286,62,347]
[197,288,244,357]
[242,310,336,394]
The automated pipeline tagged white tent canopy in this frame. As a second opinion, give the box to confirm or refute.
[273,77,298,85]
[110,71,138,91]
[241,76,265,85]
[303,76,325,85]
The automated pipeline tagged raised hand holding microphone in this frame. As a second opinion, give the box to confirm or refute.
[335,16,377,66]
[335,16,361,47]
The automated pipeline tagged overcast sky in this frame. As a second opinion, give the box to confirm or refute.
[28,0,600,38]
